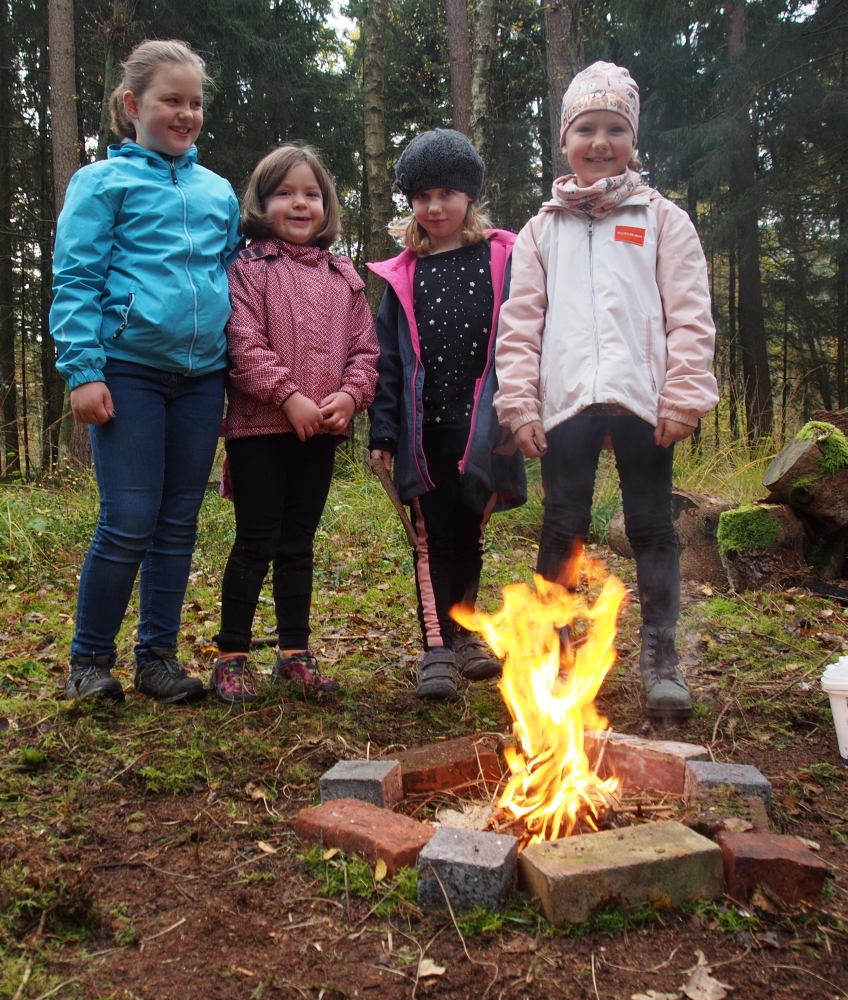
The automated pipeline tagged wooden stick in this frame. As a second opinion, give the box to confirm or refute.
[368,457,418,548]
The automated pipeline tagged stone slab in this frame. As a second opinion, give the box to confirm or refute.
[685,760,772,810]
[294,798,436,877]
[418,827,519,912]
[389,736,502,796]
[716,831,829,904]
[519,821,724,927]
[683,789,770,839]
[584,731,709,794]
[319,760,403,808]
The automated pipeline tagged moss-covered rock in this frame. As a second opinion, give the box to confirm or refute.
[796,421,848,476]
[717,504,780,556]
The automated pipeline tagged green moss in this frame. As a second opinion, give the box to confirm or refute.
[717,504,780,555]
[796,421,848,476]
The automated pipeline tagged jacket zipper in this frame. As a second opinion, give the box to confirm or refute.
[113,293,135,338]
[169,156,200,374]
[588,218,601,403]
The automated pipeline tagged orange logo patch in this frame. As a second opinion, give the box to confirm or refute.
[615,225,646,246]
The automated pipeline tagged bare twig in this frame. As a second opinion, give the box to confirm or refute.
[139,916,186,951]
[11,962,32,1000]
[590,952,600,1000]
[31,980,82,1000]
[431,870,499,999]
[765,964,847,995]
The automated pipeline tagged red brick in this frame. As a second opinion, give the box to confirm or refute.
[390,736,502,795]
[715,831,829,905]
[584,731,709,794]
[294,798,436,876]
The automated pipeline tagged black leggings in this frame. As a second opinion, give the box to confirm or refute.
[536,413,679,627]
[216,433,336,652]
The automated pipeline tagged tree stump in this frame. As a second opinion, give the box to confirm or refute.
[762,422,848,532]
[717,503,807,592]
[606,489,733,584]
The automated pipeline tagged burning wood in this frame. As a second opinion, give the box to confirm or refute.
[453,553,627,848]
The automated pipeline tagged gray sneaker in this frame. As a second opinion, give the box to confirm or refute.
[134,646,206,704]
[639,625,693,721]
[65,654,125,702]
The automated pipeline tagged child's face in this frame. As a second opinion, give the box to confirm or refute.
[265,162,325,245]
[562,110,635,187]
[410,188,473,253]
[124,63,204,158]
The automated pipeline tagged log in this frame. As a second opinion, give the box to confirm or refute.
[762,422,848,532]
[717,503,807,592]
[606,489,733,584]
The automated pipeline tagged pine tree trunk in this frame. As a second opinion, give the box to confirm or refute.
[543,0,582,180]
[0,0,19,476]
[362,0,394,316]
[727,0,773,443]
[469,0,498,169]
[446,0,471,135]
[95,0,132,160]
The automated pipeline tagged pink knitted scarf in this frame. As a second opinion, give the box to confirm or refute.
[551,168,641,219]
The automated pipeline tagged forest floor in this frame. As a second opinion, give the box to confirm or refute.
[1,465,847,1000]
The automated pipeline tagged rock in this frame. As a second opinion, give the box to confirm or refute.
[684,761,772,811]
[717,503,807,591]
[418,827,518,912]
[319,759,403,808]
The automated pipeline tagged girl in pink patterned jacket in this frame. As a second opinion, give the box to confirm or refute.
[495,62,719,722]
[212,145,379,704]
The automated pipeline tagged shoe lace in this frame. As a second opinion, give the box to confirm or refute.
[73,662,109,685]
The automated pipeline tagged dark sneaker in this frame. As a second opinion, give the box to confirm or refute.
[639,625,693,721]
[416,647,458,701]
[65,654,125,702]
[210,654,257,705]
[134,646,206,704]
[273,650,340,694]
[453,634,501,681]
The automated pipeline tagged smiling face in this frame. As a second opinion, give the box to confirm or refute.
[123,62,204,157]
[562,110,635,188]
[410,188,473,253]
[264,161,326,246]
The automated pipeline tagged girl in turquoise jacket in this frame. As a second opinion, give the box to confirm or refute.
[51,40,241,706]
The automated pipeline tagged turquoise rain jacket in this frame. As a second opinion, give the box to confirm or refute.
[51,142,241,389]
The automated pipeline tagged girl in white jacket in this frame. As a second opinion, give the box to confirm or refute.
[494,61,719,721]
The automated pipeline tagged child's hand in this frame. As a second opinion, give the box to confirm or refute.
[654,418,695,448]
[514,420,548,458]
[282,391,324,441]
[319,391,356,434]
[370,448,393,472]
[70,382,116,424]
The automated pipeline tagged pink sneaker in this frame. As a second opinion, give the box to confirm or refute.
[272,650,340,695]
[211,655,257,705]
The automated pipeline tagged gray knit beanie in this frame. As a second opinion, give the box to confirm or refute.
[395,129,485,201]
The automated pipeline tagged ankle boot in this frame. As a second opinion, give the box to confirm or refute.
[639,625,692,721]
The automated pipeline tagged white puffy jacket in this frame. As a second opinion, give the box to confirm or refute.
[494,186,719,434]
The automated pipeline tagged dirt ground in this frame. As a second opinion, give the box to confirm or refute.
[3,572,848,1000]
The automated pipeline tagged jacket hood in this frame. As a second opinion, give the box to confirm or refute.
[239,237,365,293]
[366,228,516,281]
[107,141,198,169]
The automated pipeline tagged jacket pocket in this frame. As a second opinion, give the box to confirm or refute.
[113,293,136,339]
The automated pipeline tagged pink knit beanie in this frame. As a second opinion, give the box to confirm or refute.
[560,61,640,146]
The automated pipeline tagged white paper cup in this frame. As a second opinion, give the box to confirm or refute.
[821,656,848,767]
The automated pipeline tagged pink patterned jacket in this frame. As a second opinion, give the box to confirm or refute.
[224,238,379,440]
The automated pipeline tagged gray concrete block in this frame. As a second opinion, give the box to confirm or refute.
[319,760,403,808]
[519,821,724,927]
[684,760,772,811]
[418,827,519,912]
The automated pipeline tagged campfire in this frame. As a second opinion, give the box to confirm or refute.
[453,551,628,848]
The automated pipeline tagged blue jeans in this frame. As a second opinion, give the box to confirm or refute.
[536,413,680,627]
[70,360,225,661]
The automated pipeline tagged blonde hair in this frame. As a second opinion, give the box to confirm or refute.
[389,201,492,257]
[110,39,210,141]
[240,145,341,249]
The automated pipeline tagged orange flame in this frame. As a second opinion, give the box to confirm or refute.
[453,553,627,846]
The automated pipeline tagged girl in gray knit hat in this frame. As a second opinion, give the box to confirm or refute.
[367,129,526,701]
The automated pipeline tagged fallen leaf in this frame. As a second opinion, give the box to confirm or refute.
[632,992,682,1000]
[256,841,277,854]
[417,959,446,978]
[681,951,734,1000]
[501,937,538,954]
[244,782,266,800]
[794,836,820,851]
[374,858,388,881]
[323,847,339,860]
